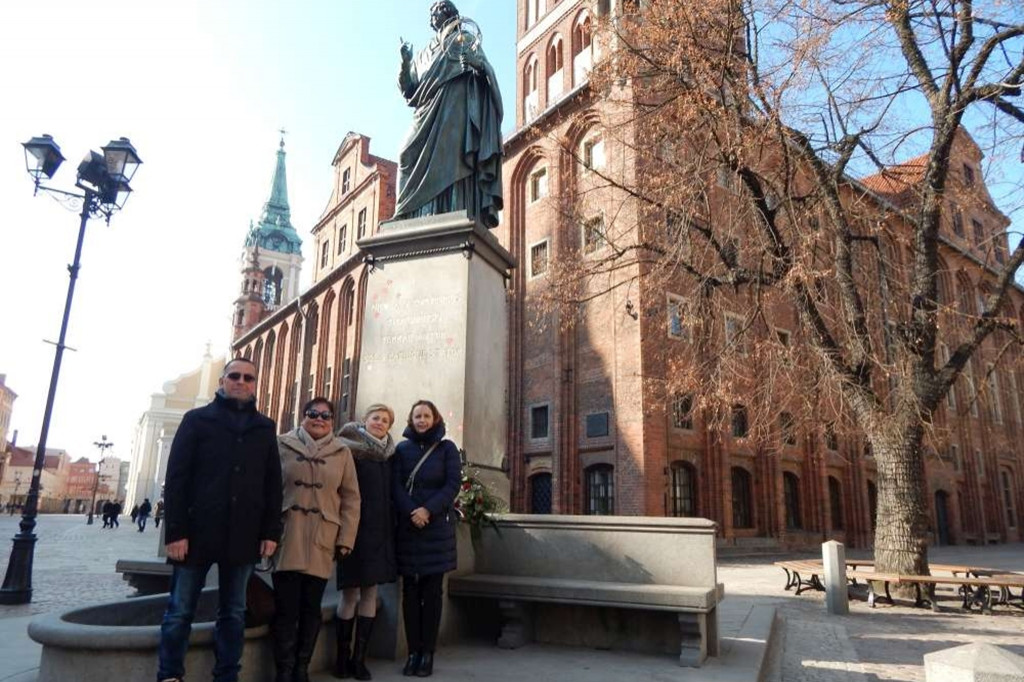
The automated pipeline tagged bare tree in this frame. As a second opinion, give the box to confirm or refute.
[543,0,1024,575]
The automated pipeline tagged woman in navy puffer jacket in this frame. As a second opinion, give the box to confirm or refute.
[391,400,461,678]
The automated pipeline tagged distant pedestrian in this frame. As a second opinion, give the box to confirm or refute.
[101,500,114,528]
[154,499,165,528]
[111,501,122,528]
[157,357,282,682]
[137,498,152,532]
[130,504,139,524]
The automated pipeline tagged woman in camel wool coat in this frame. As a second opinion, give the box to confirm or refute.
[272,397,361,682]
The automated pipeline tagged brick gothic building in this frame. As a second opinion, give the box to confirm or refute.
[232,1,1023,549]
[233,133,396,434]
[496,0,1023,549]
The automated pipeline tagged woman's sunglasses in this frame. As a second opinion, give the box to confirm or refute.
[304,410,334,421]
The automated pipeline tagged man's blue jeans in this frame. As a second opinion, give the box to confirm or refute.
[157,562,254,682]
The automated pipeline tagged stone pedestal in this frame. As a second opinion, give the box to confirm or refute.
[924,643,1024,682]
[356,211,516,497]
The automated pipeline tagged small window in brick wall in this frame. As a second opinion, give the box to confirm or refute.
[585,412,610,438]
[531,405,550,440]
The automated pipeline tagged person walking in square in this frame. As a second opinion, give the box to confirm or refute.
[392,400,461,678]
[138,498,153,532]
[156,357,283,682]
[130,504,139,524]
[334,404,398,680]
[101,500,113,528]
[154,499,165,528]
[271,397,361,682]
[111,500,122,528]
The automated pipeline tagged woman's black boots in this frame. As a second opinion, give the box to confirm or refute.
[332,617,355,679]
[402,651,421,676]
[416,651,434,677]
[351,615,376,681]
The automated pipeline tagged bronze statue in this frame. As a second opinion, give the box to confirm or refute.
[395,0,504,228]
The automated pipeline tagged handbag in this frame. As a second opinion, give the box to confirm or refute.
[405,443,440,495]
[244,573,275,627]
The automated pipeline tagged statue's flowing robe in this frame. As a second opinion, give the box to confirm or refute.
[395,22,504,228]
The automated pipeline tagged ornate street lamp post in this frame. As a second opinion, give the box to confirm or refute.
[0,135,141,605]
[87,435,114,525]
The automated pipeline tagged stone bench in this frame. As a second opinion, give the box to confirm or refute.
[448,514,723,667]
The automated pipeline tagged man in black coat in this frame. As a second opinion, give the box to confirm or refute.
[156,358,283,682]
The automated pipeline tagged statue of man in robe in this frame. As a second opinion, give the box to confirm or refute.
[395,0,504,228]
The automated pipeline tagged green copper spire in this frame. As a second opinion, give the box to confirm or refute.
[245,131,302,255]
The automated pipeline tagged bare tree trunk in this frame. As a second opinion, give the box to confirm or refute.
[872,423,930,577]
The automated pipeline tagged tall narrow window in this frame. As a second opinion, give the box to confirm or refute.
[357,208,368,239]
[323,366,332,399]
[724,314,746,355]
[731,405,748,438]
[524,56,539,123]
[571,13,593,86]
[828,476,844,530]
[667,293,688,340]
[339,358,352,416]
[669,462,697,517]
[546,36,564,100]
[672,394,694,430]
[731,467,753,528]
[581,135,605,170]
[530,473,552,514]
[320,241,330,268]
[784,472,802,530]
[582,216,605,253]
[530,405,550,440]
[530,240,549,278]
[529,167,549,202]
[972,219,985,246]
[585,464,614,515]
[963,163,975,186]
[342,168,351,194]
[780,412,797,446]
[951,207,964,237]
[337,224,348,255]
[987,365,1002,423]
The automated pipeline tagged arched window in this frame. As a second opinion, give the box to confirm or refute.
[585,464,614,515]
[828,476,844,530]
[524,56,540,123]
[547,36,564,100]
[530,473,552,514]
[669,461,697,517]
[784,472,802,530]
[571,13,593,86]
[731,467,753,528]
[263,266,284,307]
[956,272,975,316]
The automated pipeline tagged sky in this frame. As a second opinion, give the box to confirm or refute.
[0,0,518,465]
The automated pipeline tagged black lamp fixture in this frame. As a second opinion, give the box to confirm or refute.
[0,134,141,604]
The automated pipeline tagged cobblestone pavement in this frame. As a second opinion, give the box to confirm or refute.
[0,513,163,619]
[726,543,1024,682]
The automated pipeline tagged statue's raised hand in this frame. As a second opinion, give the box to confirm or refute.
[400,38,413,63]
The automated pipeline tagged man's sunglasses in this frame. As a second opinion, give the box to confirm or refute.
[225,372,256,383]
[304,410,334,421]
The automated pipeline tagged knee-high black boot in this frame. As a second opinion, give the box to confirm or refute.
[293,607,322,682]
[351,615,376,681]
[272,617,298,682]
[332,617,355,679]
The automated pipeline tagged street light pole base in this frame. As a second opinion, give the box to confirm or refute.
[0,532,38,605]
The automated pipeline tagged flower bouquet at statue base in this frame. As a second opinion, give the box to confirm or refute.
[454,464,507,538]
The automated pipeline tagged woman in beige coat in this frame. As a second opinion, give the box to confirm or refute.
[272,397,361,682]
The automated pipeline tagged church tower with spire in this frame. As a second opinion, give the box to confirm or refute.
[232,133,304,341]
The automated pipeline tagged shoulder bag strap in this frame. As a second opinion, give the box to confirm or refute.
[405,442,440,495]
